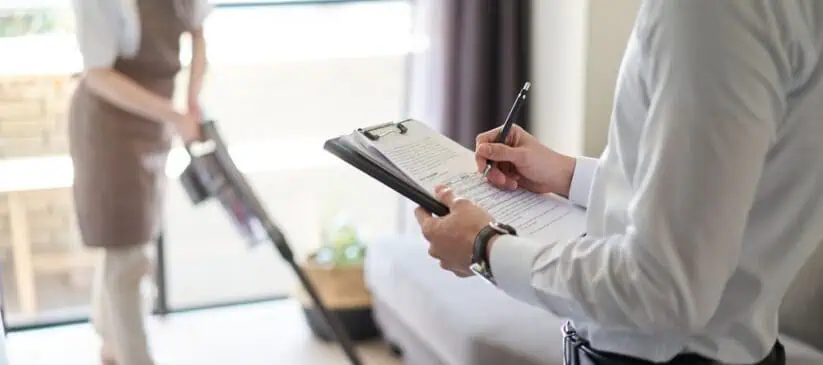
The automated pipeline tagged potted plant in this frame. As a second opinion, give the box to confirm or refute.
[295,215,379,342]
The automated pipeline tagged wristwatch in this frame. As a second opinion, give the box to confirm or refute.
[470,221,517,284]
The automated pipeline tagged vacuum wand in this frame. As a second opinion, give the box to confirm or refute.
[180,120,364,365]
[261,216,364,365]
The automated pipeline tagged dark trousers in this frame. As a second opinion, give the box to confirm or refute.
[562,322,785,365]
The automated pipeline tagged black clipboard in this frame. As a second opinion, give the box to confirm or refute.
[323,120,450,217]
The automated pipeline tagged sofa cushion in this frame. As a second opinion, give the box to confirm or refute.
[367,235,823,364]
[365,234,566,365]
[779,240,823,352]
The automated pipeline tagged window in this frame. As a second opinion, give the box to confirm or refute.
[0,0,411,328]
[164,0,412,309]
[0,3,85,328]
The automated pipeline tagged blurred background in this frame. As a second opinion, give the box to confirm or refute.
[0,0,411,327]
[0,0,641,363]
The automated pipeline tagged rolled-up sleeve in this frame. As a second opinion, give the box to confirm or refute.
[72,0,120,69]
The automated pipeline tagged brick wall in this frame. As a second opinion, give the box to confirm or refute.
[0,73,80,259]
[0,74,74,158]
[18,188,81,254]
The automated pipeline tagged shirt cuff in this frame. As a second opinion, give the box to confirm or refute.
[489,234,543,307]
[568,156,598,208]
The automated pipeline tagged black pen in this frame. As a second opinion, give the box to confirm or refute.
[482,81,531,179]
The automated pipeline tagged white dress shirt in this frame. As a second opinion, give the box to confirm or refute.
[71,0,212,69]
[0,313,7,365]
[490,1,823,363]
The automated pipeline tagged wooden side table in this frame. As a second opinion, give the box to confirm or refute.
[293,257,380,342]
[0,157,99,318]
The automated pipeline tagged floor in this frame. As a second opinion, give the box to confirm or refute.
[5,299,402,365]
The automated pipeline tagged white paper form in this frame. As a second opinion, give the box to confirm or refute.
[362,120,586,240]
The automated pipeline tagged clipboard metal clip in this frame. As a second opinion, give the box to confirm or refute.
[358,120,409,141]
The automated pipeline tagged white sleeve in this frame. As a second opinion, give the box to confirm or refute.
[0,312,8,365]
[72,0,121,69]
[568,156,598,208]
[186,0,214,31]
[489,0,786,334]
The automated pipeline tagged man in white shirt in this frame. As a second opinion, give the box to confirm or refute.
[0,312,7,365]
[414,1,823,364]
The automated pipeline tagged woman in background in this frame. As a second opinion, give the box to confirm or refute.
[68,0,211,364]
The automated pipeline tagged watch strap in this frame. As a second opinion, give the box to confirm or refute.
[473,225,500,268]
[472,222,517,276]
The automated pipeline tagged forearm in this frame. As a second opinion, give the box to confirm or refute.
[489,232,734,334]
[188,30,208,102]
[83,69,179,124]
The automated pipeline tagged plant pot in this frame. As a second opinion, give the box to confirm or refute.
[294,255,379,342]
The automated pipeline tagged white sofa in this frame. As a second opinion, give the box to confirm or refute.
[365,235,823,365]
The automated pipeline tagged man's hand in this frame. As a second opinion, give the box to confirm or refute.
[414,185,493,277]
[475,124,576,197]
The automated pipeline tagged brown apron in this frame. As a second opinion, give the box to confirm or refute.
[68,0,187,248]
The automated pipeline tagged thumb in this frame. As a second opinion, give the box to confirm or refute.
[477,143,525,164]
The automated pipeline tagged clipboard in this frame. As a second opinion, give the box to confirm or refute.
[323,120,451,217]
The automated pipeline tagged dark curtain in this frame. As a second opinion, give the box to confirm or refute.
[399,0,531,233]
[404,0,531,149]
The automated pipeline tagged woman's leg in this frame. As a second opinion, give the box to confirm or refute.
[90,251,114,364]
[90,244,155,365]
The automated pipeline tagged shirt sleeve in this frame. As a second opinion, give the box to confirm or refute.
[568,156,598,208]
[0,312,7,365]
[489,0,787,334]
[72,0,120,69]
[186,0,214,31]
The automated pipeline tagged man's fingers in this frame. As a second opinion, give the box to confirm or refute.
[475,125,522,146]
[476,143,524,164]
[434,185,456,206]
[485,167,519,190]
[434,186,473,209]
[498,164,521,190]
[414,206,433,226]
[493,175,518,190]
[475,125,525,172]
[475,127,501,146]
[475,130,498,172]
[475,154,486,173]
[487,168,504,184]
[435,185,474,209]
[475,129,500,172]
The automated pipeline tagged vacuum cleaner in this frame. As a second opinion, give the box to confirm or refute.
[179,119,364,365]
